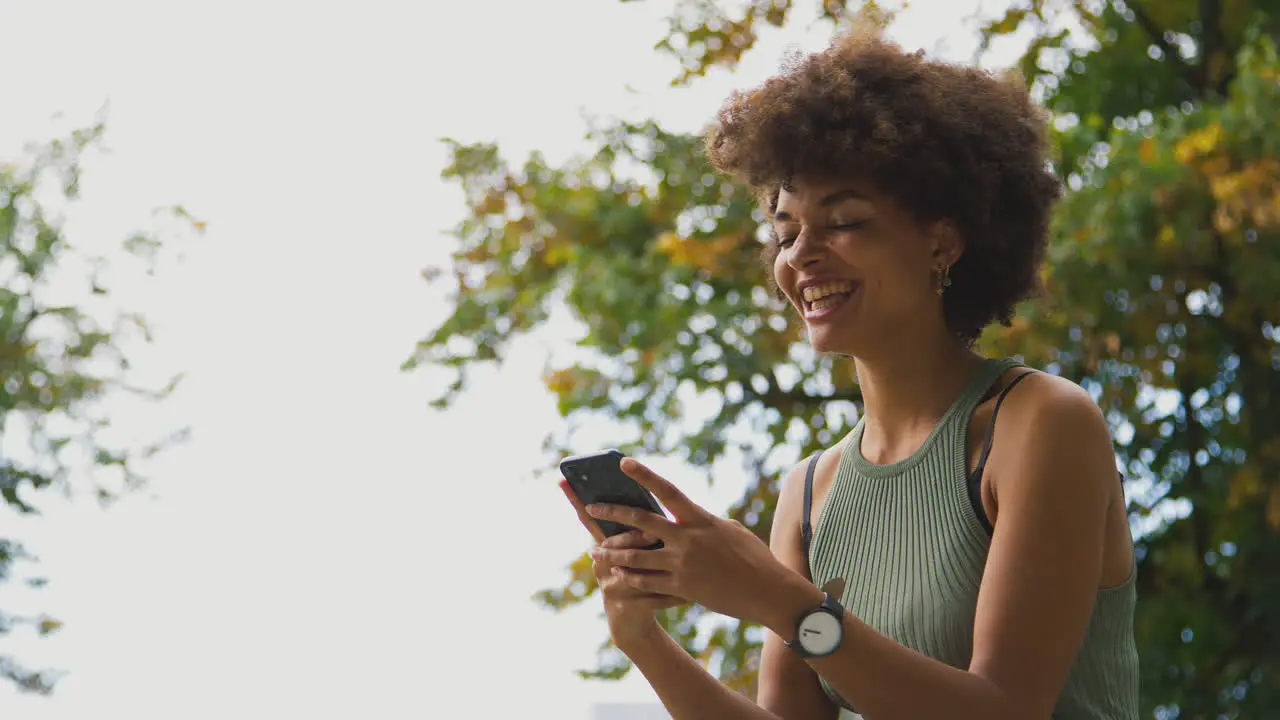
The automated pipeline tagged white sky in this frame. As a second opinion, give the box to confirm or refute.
[0,1,1023,717]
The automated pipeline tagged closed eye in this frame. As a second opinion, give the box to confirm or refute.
[774,220,866,248]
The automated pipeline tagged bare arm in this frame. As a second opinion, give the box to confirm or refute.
[622,627,777,719]
[757,457,840,719]
[619,458,836,720]
[757,378,1117,720]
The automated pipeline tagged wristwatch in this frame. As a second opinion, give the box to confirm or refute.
[784,591,845,658]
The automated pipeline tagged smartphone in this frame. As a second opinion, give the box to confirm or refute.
[560,449,665,547]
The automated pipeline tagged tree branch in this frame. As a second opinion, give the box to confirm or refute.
[1198,0,1229,97]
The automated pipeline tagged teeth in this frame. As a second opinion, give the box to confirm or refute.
[802,281,853,302]
[810,294,847,311]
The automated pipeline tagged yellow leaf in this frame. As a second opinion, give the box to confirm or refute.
[1209,173,1240,201]
[545,242,572,267]
[569,551,594,579]
[655,231,690,265]
[477,190,506,215]
[1173,122,1223,165]
[655,231,680,253]
[654,231,742,275]
[544,368,577,395]
[1214,206,1238,234]
[1139,137,1157,164]
[987,8,1028,35]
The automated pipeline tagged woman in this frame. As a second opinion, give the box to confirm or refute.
[560,32,1139,720]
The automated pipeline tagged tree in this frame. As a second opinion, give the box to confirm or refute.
[0,125,197,693]
[411,1,1280,716]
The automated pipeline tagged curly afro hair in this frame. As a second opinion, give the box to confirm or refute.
[704,32,1063,344]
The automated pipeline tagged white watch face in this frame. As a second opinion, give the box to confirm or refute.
[798,611,842,655]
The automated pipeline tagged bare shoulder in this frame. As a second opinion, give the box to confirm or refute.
[995,370,1113,468]
[775,437,851,543]
[775,453,813,515]
[773,451,819,557]
[1003,368,1104,416]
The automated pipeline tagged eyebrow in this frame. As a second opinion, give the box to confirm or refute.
[773,189,865,221]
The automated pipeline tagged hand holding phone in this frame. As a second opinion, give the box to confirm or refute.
[558,451,688,648]
[559,449,665,547]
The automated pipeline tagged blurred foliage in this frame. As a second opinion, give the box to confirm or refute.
[0,125,198,693]
[413,1,1280,716]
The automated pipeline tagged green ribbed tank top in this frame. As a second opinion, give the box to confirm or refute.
[808,358,1139,719]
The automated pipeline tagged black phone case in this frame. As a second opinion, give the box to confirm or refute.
[560,449,665,545]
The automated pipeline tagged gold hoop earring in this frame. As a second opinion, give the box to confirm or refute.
[936,265,952,296]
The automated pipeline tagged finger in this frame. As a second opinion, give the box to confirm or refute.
[560,479,606,544]
[598,572,687,606]
[602,585,684,611]
[593,546,673,572]
[586,502,675,537]
[619,457,707,522]
[627,594,688,613]
[601,530,662,549]
[614,566,677,596]
[591,560,614,584]
[651,594,688,611]
[589,548,614,574]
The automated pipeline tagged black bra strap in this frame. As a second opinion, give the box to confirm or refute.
[801,450,824,561]
[972,369,1038,480]
[967,369,1037,535]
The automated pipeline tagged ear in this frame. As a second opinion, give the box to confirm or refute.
[927,219,965,268]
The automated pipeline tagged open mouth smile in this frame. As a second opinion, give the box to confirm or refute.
[800,279,858,321]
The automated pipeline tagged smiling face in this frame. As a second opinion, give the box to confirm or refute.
[771,176,962,357]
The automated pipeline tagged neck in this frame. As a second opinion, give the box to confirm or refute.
[852,330,983,448]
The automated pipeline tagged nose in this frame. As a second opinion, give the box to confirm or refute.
[786,228,826,271]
